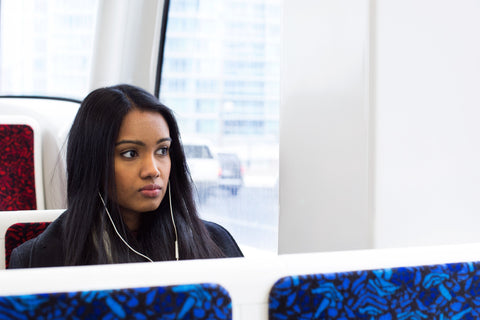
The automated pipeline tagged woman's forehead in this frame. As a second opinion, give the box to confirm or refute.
[117,109,170,141]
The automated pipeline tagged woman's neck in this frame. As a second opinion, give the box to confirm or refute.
[120,209,141,232]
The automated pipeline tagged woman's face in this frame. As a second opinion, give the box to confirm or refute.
[114,109,172,225]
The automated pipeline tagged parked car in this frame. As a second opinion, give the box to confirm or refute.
[217,152,244,195]
[183,139,221,202]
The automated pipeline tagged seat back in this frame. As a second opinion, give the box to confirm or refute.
[4,222,51,269]
[269,261,480,319]
[2,243,480,319]
[0,283,232,319]
[0,116,44,210]
[0,98,81,210]
[0,210,63,269]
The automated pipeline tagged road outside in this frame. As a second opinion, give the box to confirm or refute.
[197,176,279,254]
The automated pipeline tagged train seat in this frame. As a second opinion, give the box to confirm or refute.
[0,283,232,319]
[269,261,480,319]
[0,210,63,269]
[0,116,44,210]
[0,98,80,209]
[2,243,480,319]
[4,222,51,269]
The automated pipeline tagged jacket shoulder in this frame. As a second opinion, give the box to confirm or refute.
[203,220,243,258]
[8,237,36,268]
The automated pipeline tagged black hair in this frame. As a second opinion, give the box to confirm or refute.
[63,84,224,265]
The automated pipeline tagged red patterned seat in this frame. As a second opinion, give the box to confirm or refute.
[0,124,37,211]
[4,222,50,269]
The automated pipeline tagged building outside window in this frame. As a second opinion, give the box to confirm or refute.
[0,0,98,99]
[160,0,281,253]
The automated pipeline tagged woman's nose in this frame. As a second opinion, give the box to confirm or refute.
[140,155,160,178]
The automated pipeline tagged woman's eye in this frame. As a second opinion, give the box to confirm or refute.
[121,150,138,158]
[156,147,169,156]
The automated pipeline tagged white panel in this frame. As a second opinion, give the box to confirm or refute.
[374,1,480,247]
[279,0,371,253]
[89,0,165,91]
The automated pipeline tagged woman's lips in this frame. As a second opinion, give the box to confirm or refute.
[139,184,162,198]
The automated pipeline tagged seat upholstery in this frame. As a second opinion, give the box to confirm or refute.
[0,124,37,211]
[0,283,232,319]
[4,222,50,269]
[269,261,480,319]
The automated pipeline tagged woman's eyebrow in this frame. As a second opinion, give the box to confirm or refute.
[157,137,172,144]
[115,140,144,146]
[115,137,172,146]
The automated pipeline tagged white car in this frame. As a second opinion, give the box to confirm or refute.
[182,139,221,202]
[218,152,244,196]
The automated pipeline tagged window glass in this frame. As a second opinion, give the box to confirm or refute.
[160,0,281,254]
[0,0,98,99]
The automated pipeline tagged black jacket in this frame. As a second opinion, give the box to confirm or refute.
[9,211,243,268]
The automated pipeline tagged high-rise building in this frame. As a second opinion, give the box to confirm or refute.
[0,0,98,98]
[160,0,280,177]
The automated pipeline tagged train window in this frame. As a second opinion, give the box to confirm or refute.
[0,0,98,98]
[159,0,281,254]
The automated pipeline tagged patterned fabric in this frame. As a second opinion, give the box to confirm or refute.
[4,222,50,269]
[0,283,231,319]
[0,124,37,211]
[269,261,480,319]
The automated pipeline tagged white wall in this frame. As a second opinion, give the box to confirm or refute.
[279,0,372,253]
[374,1,480,248]
[280,0,480,254]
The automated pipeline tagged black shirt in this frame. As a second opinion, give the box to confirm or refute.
[8,211,243,268]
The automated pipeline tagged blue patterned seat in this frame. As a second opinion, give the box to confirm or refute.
[0,283,232,319]
[269,261,480,319]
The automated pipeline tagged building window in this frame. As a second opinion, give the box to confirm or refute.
[159,0,281,254]
[0,0,98,99]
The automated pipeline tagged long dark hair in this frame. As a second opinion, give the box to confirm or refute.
[64,84,224,265]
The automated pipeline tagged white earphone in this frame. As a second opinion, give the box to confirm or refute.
[98,181,179,262]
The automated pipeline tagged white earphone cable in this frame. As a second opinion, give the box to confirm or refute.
[98,192,154,263]
[98,182,180,262]
[169,181,179,260]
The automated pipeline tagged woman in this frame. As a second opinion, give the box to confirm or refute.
[9,84,243,268]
